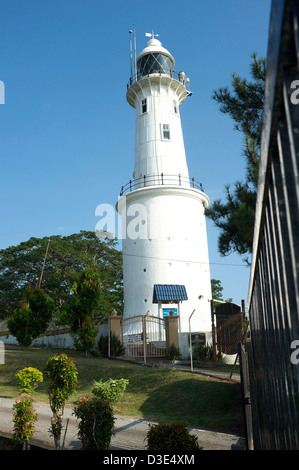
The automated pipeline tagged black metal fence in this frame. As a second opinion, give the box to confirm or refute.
[247,0,299,450]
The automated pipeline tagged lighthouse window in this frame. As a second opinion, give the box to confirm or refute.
[162,124,170,140]
[137,53,173,78]
[141,98,147,114]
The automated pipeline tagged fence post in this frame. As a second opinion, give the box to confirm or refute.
[142,315,147,364]
[210,300,217,361]
[109,310,122,357]
[165,310,179,352]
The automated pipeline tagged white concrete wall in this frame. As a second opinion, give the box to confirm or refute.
[0,323,109,350]
[118,186,212,338]
[134,84,189,179]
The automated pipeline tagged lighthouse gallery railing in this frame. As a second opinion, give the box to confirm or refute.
[120,173,204,196]
[127,70,189,90]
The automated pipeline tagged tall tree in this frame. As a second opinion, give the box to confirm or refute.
[59,267,102,355]
[8,286,55,347]
[206,53,266,262]
[0,231,123,320]
[211,278,233,307]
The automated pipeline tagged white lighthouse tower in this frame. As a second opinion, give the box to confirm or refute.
[117,32,212,357]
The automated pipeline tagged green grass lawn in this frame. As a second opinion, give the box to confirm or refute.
[0,345,244,435]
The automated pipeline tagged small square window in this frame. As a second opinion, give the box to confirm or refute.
[162,123,170,140]
[141,98,147,114]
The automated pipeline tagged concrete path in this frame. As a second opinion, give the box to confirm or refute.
[165,362,241,382]
[0,397,245,451]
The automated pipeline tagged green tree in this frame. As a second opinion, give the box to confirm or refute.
[59,267,102,354]
[44,353,78,450]
[73,396,115,450]
[15,367,43,395]
[8,287,55,347]
[211,279,224,302]
[211,278,233,307]
[12,397,38,450]
[206,53,266,261]
[0,231,123,320]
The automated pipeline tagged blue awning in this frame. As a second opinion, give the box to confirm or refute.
[153,284,188,303]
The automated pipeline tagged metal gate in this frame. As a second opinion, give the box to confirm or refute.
[239,343,254,450]
[214,302,246,356]
[121,314,166,362]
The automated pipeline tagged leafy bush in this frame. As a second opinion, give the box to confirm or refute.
[92,378,129,403]
[73,315,98,356]
[12,397,38,449]
[15,367,43,394]
[97,333,125,357]
[166,343,182,361]
[193,344,215,361]
[8,287,55,347]
[146,420,202,451]
[44,353,78,449]
[73,396,115,450]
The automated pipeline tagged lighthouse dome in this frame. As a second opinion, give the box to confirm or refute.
[136,37,175,79]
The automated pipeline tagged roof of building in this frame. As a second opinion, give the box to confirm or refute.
[137,37,175,66]
[153,284,188,303]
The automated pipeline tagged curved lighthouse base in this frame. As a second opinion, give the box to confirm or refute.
[117,185,212,359]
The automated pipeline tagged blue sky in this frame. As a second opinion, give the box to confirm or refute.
[0,0,272,307]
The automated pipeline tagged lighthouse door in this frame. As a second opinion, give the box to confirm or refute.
[121,314,166,363]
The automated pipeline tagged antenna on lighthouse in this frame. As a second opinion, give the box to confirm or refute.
[129,29,133,79]
[129,26,137,80]
[133,24,137,78]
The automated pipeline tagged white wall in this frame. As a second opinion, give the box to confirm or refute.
[118,185,212,337]
[134,83,189,179]
[0,323,109,350]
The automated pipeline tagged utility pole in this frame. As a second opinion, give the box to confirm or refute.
[38,238,51,288]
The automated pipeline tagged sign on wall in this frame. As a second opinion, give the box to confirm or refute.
[191,333,206,345]
[162,308,178,319]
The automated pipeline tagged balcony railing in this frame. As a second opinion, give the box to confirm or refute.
[127,70,189,90]
[120,173,204,196]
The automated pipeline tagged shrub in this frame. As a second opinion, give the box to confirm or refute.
[92,378,129,403]
[97,333,125,357]
[8,287,55,347]
[73,396,115,450]
[73,315,98,356]
[193,343,215,361]
[12,397,38,449]
[44,353,78,414]
[166,343,182,361]
[146,420,202,451]
[44,353,78,449]
[15,367,43,394]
